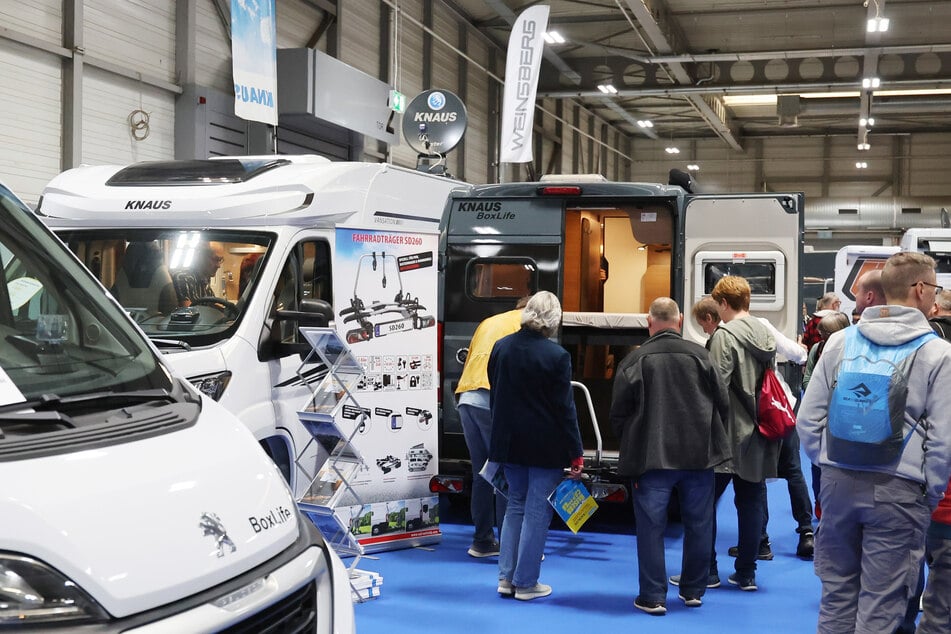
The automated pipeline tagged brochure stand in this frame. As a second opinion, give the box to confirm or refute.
[295,327,381,601]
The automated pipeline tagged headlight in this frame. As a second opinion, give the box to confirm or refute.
[0,554,108,625]
[189,370,232,401]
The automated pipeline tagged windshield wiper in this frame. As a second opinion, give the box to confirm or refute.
[0,389,174,416]
[151,338,192,351]
[0,411,76,437]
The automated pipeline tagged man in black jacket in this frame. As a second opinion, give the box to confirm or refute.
[610,297,731,616]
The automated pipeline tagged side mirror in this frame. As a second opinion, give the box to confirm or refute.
[261,299,336,360]
[275,298,334,327]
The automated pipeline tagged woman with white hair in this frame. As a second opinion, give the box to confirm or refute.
[487,291,584,601]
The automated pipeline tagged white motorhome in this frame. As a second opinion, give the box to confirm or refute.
[38,156,465,503]
[900,227,951,289]
[831,244,900,318]
[0,180,354,631]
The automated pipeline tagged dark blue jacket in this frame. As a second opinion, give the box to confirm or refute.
[487,328,583,468]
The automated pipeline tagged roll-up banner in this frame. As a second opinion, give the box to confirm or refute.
[231,0,278,125]
[499,5,550,164]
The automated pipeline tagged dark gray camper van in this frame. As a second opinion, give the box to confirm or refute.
[433,175,804,497]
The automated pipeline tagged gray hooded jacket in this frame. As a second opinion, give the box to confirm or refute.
[709,316,779,482]
[797,305,951,506]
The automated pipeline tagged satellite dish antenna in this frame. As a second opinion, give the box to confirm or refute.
[401,89,468,174]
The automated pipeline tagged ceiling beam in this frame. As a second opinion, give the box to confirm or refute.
[620,0,742,150]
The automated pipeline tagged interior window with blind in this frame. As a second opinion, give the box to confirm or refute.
[466,258,537,300]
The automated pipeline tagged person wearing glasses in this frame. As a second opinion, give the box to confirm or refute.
[797,252,951,633]
[173,242,224,307]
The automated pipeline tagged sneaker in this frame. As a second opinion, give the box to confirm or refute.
[467,541,500,558]
[514,583,552,601]
[679,594,702,607]
[669,573,721,589]
[727,541,773,561]
[728,573,758,591]
[796,532,815,559]
[634,596,667,615]
[497,579,514,596]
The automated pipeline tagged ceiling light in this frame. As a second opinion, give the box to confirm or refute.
[856,161,868,169]
[687,164,700,171]
[597,84,618,94]
[636,120,653,128]
[857,142,871,151]
[665,147,680,154]
[543,31,565,44]
[862,77,881,89]
[867,17,889,32]
[867,117,875,126]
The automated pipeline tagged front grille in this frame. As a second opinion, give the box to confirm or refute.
[220,580,317,634]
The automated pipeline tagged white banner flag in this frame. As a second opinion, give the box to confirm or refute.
[231,0,278,126]
[499,5,549,164]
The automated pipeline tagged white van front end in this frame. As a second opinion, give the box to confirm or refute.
[0,181,354,632]
[1,397,353,632]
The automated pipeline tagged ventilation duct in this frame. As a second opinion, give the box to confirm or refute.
[806,197,951,230]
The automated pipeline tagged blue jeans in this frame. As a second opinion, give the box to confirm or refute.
[458,403,506,545]
[498,464,563,588]
[632,469,715,602]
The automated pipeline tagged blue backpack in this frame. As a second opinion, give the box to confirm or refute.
[826,328,936,466]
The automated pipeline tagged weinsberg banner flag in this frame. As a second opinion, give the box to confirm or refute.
[231,0,278,125]
[499,5,549,164]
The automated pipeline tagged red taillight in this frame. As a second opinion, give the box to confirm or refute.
[429,475,464,493]
[538,186,581,196]
[590,482,628,503]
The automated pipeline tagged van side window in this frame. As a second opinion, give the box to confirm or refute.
[466,257,536,300]
[301,240,332,304]
[271,240,333,343]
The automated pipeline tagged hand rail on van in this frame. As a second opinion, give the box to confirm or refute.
[570,380,602,467]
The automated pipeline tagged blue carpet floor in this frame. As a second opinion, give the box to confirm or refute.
[353,478,824,633]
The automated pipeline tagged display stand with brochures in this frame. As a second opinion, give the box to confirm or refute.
[295,327,381,601]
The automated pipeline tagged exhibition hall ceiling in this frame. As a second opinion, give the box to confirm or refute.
[447,0,951,151]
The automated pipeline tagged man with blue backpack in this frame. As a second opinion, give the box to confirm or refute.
[798,252,951,634]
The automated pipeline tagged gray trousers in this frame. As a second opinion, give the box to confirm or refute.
[815,466,931,634]
[918,528,951,634]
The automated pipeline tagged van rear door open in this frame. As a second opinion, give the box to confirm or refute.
[439,183,803,486]
[682,194,804,346]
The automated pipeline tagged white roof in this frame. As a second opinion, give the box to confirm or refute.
[40,156,467,232]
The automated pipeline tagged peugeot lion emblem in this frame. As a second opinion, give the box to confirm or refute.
[199,512,237,558]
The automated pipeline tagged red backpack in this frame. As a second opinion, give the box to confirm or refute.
[718,324,797,441]
[755,366,797,440]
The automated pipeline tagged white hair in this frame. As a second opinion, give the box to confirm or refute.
[520,290,562,337]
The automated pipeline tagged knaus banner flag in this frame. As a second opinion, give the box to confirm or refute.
[499,5,549,164]
[231,0,278,125]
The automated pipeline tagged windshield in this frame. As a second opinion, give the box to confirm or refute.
[56,229,274,346]
[0,184,172,404]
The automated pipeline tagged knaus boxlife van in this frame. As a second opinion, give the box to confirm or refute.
[435,174,803,493]
[0,180,354,631]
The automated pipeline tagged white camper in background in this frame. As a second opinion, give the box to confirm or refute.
[832,244,900,318]
[0,179,354,631]
[900,228,951,289]
[38,156,465,511]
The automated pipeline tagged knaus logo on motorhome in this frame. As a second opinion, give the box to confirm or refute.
[125,200,172,210]
[458,201,515,220]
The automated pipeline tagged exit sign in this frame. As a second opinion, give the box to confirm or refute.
[389,90,406,113]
